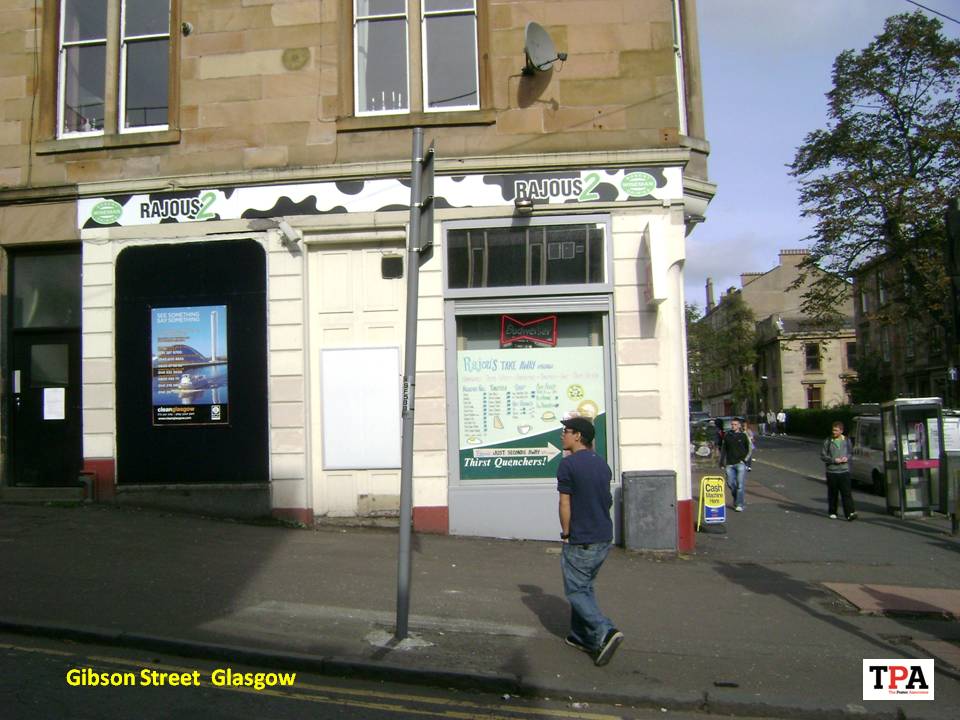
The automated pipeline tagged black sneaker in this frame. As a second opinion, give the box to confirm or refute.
[593,628,624,666]
[847,512,858,522]
[564,634,592,654]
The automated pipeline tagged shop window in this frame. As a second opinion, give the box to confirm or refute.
[806,385,822,409]
[447,223,605,290]
[51,0,176,139]
[804,342,821,372]
[353,0,479,116]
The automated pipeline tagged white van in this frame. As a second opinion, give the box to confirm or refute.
[849,415,885,494]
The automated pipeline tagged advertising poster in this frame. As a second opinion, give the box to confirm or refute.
[152,305,229,425]
[457,347,606,480]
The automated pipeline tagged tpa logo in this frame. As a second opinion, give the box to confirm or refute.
[863,659,934,700]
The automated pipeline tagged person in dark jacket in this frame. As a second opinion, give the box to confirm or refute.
[821,421,857,520]
[720,417,752,511]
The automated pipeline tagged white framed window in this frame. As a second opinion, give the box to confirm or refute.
[421,0,479,112]
[56,0,171,138]
[58,0,107,136]
[353,0,479,117]
[120,0,171,132]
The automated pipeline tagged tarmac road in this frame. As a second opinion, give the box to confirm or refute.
[0,631,769,720]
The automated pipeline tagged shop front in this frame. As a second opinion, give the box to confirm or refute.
[442,217,618,540]
[60,159,696,548]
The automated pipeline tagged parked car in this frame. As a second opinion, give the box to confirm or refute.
[849,415,885,494]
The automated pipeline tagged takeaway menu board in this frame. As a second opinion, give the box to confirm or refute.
[457,346,606,480]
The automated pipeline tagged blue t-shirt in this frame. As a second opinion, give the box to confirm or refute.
[557,449,613,544]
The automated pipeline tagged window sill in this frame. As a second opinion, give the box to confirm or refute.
[337,109,497,133]
[35,129,181,155]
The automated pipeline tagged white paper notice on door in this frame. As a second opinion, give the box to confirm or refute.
[43,388,65,420]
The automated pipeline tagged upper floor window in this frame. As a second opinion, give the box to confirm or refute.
[845,341,857,371]
[804,342,821,372]
[354,0,479,116]
[57,0,171,138]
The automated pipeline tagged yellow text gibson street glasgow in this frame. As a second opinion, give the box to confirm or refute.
[66,667,296,691]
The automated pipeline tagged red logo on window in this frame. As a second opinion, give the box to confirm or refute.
[500,315,558,347]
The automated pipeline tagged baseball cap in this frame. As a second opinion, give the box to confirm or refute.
[560,416,595,443]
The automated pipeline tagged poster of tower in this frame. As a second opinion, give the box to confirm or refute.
[151,305,230,425]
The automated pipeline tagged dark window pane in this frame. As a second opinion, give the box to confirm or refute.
[125,38,169,127]
[530,241,543,285]
[62,44,105,133]
[447,230,469,288]
[425,0,475,11]
[485,229,525,287]
[447,224,604,290]
[124,0,170,37]
[31,345,69,387]
[13,253,82,329]
[587,228,604,283]
[424,14,478,109]
[546,226,587,285]
[356,18,408,113]
[63,0,107,42]
[357,0,406,15]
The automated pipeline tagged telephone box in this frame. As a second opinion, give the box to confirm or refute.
[881,398,943,518]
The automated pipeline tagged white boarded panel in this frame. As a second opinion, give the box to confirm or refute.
[321,347,401,469]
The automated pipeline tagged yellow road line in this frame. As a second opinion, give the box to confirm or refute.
[0,641,73,657]
[83,654,622,720]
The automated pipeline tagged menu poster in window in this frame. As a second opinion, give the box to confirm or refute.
[458,346,606,480]
[151,305,230,425]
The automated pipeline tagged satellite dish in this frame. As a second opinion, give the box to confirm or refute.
[522,22,567,76]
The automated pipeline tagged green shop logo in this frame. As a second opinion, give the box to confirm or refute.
[621,172,657,198]
[90,200,123,225]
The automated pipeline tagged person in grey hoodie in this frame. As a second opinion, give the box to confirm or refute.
[821,421,857,520]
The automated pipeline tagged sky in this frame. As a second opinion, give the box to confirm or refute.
[686,0,960,312]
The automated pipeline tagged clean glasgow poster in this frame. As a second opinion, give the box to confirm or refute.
[151,305,230,425]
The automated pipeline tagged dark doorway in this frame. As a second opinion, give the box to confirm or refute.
[8,249,83,486]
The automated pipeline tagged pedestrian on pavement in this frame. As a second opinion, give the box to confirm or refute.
[766,410,776,436]
[557,415,623,667]
[776,409,787,435]
[720,417,752,511]
[821,421,857,521]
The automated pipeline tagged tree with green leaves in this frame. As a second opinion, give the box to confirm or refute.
[696,292,758,414]
[790,11,960,329]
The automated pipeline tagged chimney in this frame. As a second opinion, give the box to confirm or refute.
[706,277,715,310]
[778,249,809,267]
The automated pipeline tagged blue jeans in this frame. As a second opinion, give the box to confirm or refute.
[725,462,747,507]
[561,541,614,651]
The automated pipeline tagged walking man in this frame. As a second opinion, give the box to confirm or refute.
[720,417,752,511]
[557,416,623,666]
[821,421,857,521]
[776,409,787,435]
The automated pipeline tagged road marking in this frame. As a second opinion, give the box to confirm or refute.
[0,641,73,657]
[80,653,622,720]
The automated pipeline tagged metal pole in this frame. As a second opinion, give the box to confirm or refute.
[395,128,424,640]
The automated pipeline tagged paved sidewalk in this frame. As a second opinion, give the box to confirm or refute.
[2,458,959,719]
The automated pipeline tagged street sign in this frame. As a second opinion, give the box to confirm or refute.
[698,475,727,531]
